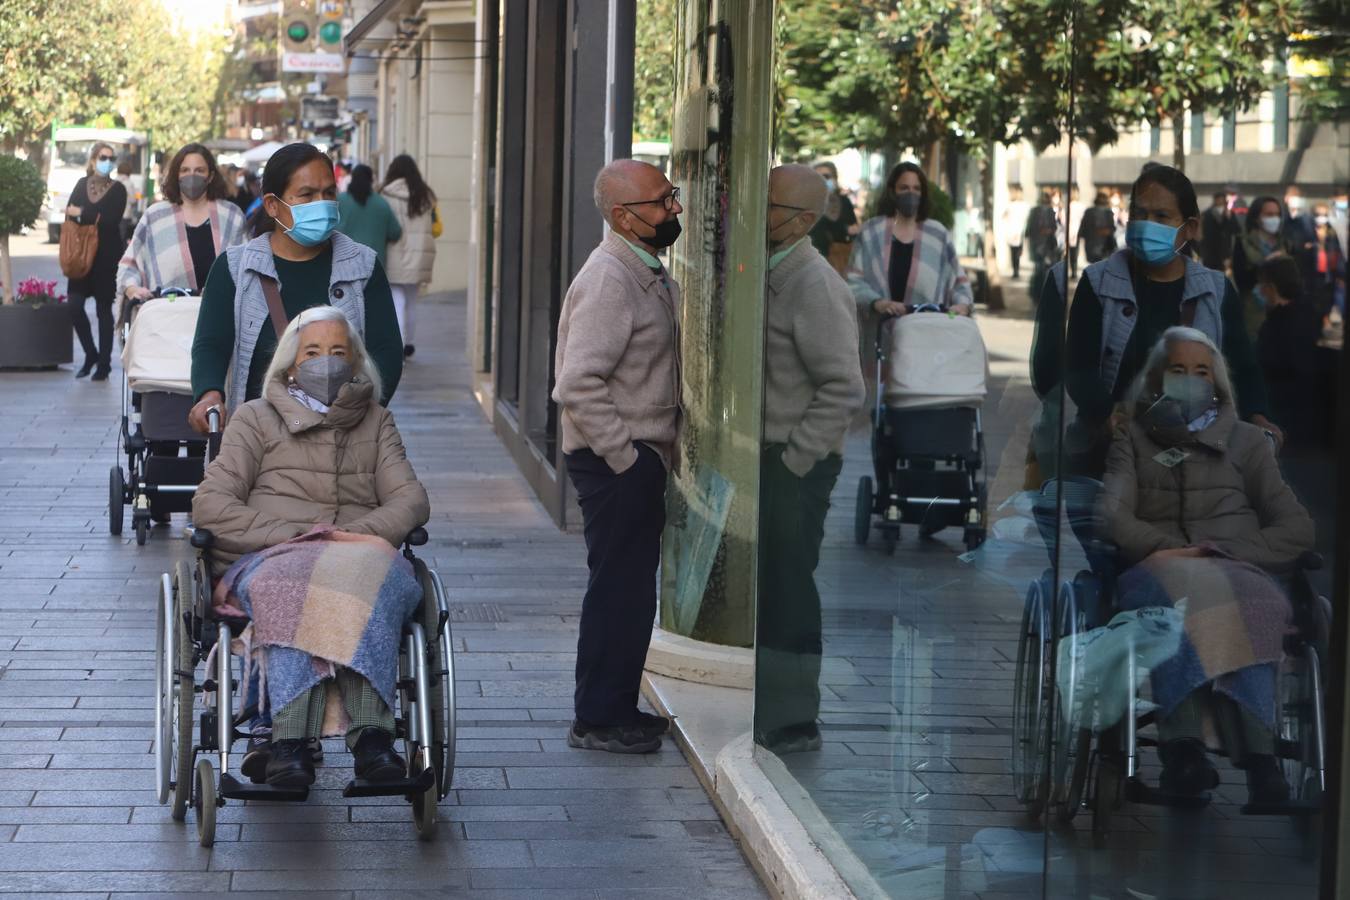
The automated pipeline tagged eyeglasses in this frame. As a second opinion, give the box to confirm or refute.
[623,187,680,211]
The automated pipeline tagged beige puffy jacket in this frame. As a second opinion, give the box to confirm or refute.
[1099,404,1315,570]
[381,179,436,285]
[192,377,430,575]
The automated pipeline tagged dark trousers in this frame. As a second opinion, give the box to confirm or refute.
[1009,243,1022,278]
[70,288,115,369]
[754,447,842,738]
[565,443,667,726]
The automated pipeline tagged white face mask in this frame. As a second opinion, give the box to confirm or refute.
[1260,216,1282,235]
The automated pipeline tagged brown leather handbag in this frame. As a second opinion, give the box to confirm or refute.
[59,214,100,279]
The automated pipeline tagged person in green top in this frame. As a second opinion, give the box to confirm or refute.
[189,143,403,433]
[336,164,402,269]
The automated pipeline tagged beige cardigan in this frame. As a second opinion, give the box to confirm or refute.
[552,231,682,473]
[192,378,430,574]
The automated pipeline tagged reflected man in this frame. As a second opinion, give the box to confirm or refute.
[553,160,683,754]
[757,165,867,754]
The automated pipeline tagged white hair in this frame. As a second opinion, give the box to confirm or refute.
[262,306,382,400]
[1126,326,1234,410]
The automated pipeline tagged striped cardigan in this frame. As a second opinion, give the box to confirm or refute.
[846,216,973,314]
[117,200,247,298]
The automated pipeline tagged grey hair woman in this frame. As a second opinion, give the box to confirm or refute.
[1098,326,1314,807]
[262,305,384,402]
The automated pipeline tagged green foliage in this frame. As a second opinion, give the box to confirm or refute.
[926,181,956,230]
[634,0,678,143]
[1291,0,1349,122]
[0,0,234,153]
[0,156,45,235]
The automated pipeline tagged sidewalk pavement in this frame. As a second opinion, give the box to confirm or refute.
[0,283,766,899]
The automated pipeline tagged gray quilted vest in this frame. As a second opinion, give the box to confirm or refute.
[1084,249,1226,394]
[223,232,374,412]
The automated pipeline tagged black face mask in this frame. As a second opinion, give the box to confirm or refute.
[629,210,683,249]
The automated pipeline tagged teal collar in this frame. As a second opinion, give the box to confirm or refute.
[769,238,807,271]
[621,237,663,271]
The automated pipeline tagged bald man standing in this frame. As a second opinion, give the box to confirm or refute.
[757,165,865,754]
[552,160,683,754]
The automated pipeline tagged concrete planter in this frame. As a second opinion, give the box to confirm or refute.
[0,304,73,368]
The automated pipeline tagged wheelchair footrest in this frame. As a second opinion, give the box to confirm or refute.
[1241,799,1322,816]
[1123,776,1212,809]
[341,768,434,799]
[219,772,309,802]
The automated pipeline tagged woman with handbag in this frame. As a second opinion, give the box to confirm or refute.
[65,142,129,380]
[380,154,438,358]
[807,161,859,275]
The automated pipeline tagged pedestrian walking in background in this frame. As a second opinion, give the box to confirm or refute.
[1232,195,1289,339]
[237,170,261,217]
[758,165,865,755]
[1079,189,1118,264]
[1067,185,1086,267]
[1026,187,1061,305]
[188,142,404,434]
[847,161,974,321]
[1330,186,1349,256]
[66,142,129,381]
[118,142,248,303]
[337,164,403,271]
[1255,255,1322,448]
[115,157,140,243]
[552,159,682,754]
[1283,185,1320,291]
[807,161,858,275]
[380,154,438,358]
[1199,190,1238,272]
[1311,201,1346,318]
[1002,185,1029,279]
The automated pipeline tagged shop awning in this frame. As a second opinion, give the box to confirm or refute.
[344,0,407,51]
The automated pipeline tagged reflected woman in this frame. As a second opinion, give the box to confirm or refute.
[757,165,866,754]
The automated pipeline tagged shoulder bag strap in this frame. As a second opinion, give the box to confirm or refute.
[259,275,289,338]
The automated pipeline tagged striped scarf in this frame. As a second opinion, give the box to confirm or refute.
[116,200,247,298]
[846,216,974,311]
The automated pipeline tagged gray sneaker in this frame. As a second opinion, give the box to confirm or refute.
[567,720,661,754]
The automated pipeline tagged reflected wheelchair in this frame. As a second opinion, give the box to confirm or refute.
[1010,477,1329,851]
[153,435,456,846]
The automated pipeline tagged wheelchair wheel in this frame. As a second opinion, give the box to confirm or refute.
[410,750,438,840]
[415,560,456,800]
[854,477,873,545]
[154,574,175,806]
[1279,642,1326,858]
[1092,753,1122,849]
[1011,576,1052,819]
[109,467,124,536]
[169,561,196,822]
[1051,580,1088,822]
[194,756,217,847]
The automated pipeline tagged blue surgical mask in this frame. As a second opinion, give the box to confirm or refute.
[824,178,837,193]
[275,197,340,247]
[95,159,115,177]
[1126,219,1181,266]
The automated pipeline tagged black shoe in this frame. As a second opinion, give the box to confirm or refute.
[403,344,415,358]
[75,358,95,378]
[635,710,671,736]
[307,736,324,763]
[567,719,661,754]
[91,367,111,382]
[241,731,271,784]
[265,738,315,787]
[763,722,822,755]
[352,728,405,782]
[1158,738,1218,796]
[1245,754,1290,806]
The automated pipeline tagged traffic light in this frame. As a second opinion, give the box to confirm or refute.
[282,0,316,54]
[318,1,344,50]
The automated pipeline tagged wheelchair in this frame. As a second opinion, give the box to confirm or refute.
[153,518,457,846]
[1010,478,1330,853]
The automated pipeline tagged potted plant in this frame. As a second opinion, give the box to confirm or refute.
[0,156,72,368]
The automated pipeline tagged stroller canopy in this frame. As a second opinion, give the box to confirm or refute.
[121,295,201,395]
[883,313,989,410]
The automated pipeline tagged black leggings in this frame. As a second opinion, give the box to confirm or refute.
[70,288,116,369]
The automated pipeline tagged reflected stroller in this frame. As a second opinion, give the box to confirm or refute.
[111,289,208,545]
[854,307,989,553]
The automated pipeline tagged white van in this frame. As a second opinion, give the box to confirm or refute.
[45,127,150,243]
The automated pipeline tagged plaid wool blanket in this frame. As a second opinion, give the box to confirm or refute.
[213,528,421,721]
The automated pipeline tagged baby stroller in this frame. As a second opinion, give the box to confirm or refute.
[111,288,207,546]
[854,306,989,554]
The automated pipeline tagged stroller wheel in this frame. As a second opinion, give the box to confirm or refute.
[854,477,873,546]
[109,467,125,536]
[135,518,149,547]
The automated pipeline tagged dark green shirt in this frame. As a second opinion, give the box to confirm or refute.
[190,244,404,404]
[1051,272,1268,422]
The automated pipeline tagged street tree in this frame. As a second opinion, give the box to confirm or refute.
[634,0,678,143]
[1289,0,1349,123]
[0,156,46,304]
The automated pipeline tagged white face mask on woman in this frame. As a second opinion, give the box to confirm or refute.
[1260,216,1282,235]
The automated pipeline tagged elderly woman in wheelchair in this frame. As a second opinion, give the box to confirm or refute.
[191,305,430,789]
[1097,326,1316,807]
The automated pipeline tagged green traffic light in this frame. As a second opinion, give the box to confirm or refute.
[287,21,311,42]
[319,21,342,44]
